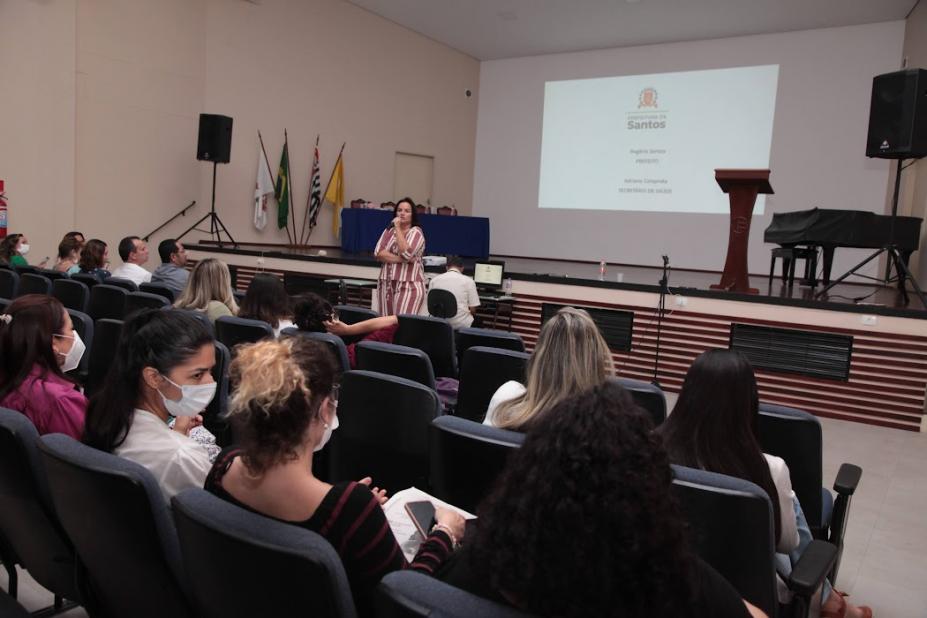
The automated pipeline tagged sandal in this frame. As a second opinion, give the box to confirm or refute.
[821,590,873,618]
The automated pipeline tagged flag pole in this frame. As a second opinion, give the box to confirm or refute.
[322,142,346,199]
[258,131,274,184]
[287,131,300,246]
[281,130,293,245]
[299,134,319,246]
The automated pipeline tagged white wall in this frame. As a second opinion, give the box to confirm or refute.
[199,0,480,249]
[0,0,77,264]
[474,21,905,277]
[1,0,479,265]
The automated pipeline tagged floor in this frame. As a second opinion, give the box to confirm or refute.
[1,416,925,617]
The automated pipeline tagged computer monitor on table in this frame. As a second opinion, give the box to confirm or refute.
[473,261,505,291]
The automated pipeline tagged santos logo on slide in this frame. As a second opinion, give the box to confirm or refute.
[537,64,778,213]
[638,87,658,109]
[628,88,666,130]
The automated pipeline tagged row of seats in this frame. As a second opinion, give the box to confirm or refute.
[0,407,523,616]
[0,268,178,316]
[327,381,858,617]
[0,289,860,615]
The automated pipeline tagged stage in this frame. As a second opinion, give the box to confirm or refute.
[188,242,927,432]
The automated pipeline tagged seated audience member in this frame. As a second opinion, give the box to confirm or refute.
[54,237,83,275]
[206,337,463,615]
[427,255,480,329]
[82,310,216,501]
[484,306,613,430]
[150,238,189,296]
[63,231,85,245]
[237,273,294,337]
[0,233,44,267]
[439,382,764,618]
[292,293,397,368]
[78,238,111,281]
[173,258,239,323]
[110,235,152,286]
[0,295,87,439]
[659,349,871,618]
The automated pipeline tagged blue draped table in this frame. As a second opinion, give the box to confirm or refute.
[340,209,490,258]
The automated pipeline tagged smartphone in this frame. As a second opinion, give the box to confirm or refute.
[404,500,436,538]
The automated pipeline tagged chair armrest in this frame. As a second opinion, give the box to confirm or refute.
[787,540,838,598]
[833,463,862,496]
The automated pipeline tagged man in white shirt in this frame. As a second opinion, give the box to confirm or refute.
[428,255,480,329]
[110,235,152,286]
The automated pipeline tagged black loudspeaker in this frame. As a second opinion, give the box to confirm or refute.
[866,69,927,159]
[196,114,233,163]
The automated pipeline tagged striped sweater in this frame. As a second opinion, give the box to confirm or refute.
[205,447,452,615]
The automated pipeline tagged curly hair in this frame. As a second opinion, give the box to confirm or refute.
[470,382,697,617]
[292,293,333,333]
[228,337,339,476]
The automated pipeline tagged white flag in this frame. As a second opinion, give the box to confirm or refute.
[254,144,274,230]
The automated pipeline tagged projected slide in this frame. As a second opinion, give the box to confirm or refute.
[537,65,779,214]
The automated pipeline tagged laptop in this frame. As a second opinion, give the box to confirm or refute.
[473,261,505,295]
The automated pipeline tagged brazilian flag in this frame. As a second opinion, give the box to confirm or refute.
[275,139,290,229]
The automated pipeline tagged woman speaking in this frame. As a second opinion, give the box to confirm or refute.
[374,197,426,315]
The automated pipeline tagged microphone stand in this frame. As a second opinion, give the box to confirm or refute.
[652,255,670,388]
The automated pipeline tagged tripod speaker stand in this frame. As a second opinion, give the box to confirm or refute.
[816,159,926,308]
[176,113,237,247]
[176,161,237,247]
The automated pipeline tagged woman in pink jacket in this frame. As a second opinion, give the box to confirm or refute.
[0,295,87,439]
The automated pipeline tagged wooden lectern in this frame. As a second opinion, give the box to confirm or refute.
[710,169,774,294]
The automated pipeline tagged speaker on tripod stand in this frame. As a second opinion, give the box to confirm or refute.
[177,113,238,247]
[818,68,927,308]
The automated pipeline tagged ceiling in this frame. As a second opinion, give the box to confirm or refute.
[347,0,918,61]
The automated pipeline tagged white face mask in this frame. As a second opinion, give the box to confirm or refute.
[158,374,216,417]
[18,243,30,256]
[54,331,85,373]
[314,407,339,452]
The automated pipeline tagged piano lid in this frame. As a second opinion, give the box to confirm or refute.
[764,208,922,250]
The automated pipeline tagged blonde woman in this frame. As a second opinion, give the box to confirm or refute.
[484,307,614,430]
[173,258,239,322]
[205,337,463,615]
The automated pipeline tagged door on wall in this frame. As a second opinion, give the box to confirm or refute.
[394,152,434,207]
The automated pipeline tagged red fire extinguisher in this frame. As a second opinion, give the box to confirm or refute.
[0,180,7,239]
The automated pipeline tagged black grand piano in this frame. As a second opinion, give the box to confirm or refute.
[764,208,922,285]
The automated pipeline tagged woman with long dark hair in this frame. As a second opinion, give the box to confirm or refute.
[83,309,217,501]
[660,349,870,618]
[440,382,762,617]
[78,238,111,280]
[237,273,294,336]
[0,295,86,439]
[373,197,426,316]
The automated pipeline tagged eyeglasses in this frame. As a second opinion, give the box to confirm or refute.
[330,383,340,407]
